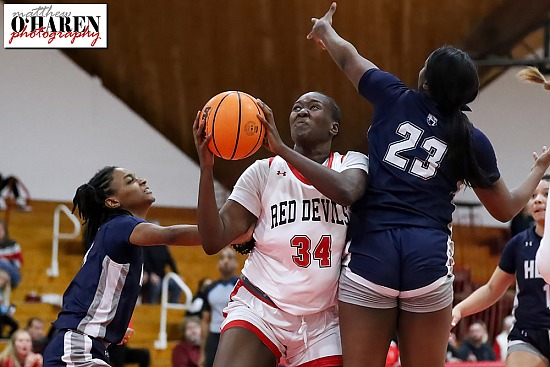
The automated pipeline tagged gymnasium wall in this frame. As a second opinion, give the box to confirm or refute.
[0,3,229,208]
[453,65,549,228]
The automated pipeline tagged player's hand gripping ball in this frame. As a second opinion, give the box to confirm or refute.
[199,91,266,160]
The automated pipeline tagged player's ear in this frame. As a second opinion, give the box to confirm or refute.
[330,121,339,137]
[105,197,120,209]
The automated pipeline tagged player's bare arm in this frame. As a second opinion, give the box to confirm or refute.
[307,2,377,89]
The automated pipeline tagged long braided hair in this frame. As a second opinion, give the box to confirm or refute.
[425,46,493,188]
[72,166,131,248]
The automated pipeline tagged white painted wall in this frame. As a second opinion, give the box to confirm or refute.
[453,66,549,227]
[0,3,231,208]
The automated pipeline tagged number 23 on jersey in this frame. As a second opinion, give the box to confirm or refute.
[384,121,448,180]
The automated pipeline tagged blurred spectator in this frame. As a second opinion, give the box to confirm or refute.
[446,332,462,362]
[457,321,496,362]
[0,329,43,367]
[202,248,239,367]
[0,174,31,212]
[185,278,213,319]
[0,220,23,288]
[510,206,534,237]
[494,315,514,361]
[172,316,202,367]
[0,270,17,339]
[142,240,181,304]
[25,318,49,355]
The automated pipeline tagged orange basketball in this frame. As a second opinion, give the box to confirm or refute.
[199,91,266,160]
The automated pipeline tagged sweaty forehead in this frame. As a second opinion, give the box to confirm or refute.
[294,92,328,105]
[537,180,550,190]
[113,167,134,178]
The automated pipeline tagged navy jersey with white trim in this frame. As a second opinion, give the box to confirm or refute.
[53,215,146,344]
[499,227,550,329]
[351,69,500,234]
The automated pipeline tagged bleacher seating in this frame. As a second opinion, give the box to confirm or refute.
[2,200,246,367]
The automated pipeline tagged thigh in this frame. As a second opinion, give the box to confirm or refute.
[339,301,397,367]
[507,351,549,367]
[213,328,276,367]
[508,327,550,365]
[397,305,451,367]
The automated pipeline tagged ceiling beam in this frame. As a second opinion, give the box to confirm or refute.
[461,0,550,59]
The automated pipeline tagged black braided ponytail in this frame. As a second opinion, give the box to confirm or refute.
[72,166,131,248]
[425,46,492,188]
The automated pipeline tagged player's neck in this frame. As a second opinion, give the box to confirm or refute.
[535,222,544,237]
[293,145,332,164]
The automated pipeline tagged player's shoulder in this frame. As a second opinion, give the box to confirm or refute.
[470,125,495,152]
[334,151,369,171]
[340,150,368,160]
[507,228,536,249]
[102,214,144,232]
[240,157,271,177]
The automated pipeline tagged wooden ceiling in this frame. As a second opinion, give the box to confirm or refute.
[6,0,549,190]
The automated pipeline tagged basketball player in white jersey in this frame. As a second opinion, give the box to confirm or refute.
[193,91,368,367]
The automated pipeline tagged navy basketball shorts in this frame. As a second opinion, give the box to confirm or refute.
[43,330,111,367]
[340,227,455,313]
[508,326,550,364]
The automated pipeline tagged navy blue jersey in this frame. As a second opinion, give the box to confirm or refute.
[53,215,146,344]
[499,227,550,329]
[351,69,500,235]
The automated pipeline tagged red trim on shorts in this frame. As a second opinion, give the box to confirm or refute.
[222,281,245,318]
[221,319,282,361]
[296,355,343,367]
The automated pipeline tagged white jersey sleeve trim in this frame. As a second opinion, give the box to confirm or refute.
[340,151,369,173]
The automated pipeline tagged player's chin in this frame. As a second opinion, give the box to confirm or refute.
[532,210,545,222]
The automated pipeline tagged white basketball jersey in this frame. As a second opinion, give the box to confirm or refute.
[228,151,368,315]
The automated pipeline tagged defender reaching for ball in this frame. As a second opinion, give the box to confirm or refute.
[193,91,368,367]
[307,3,550,367]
